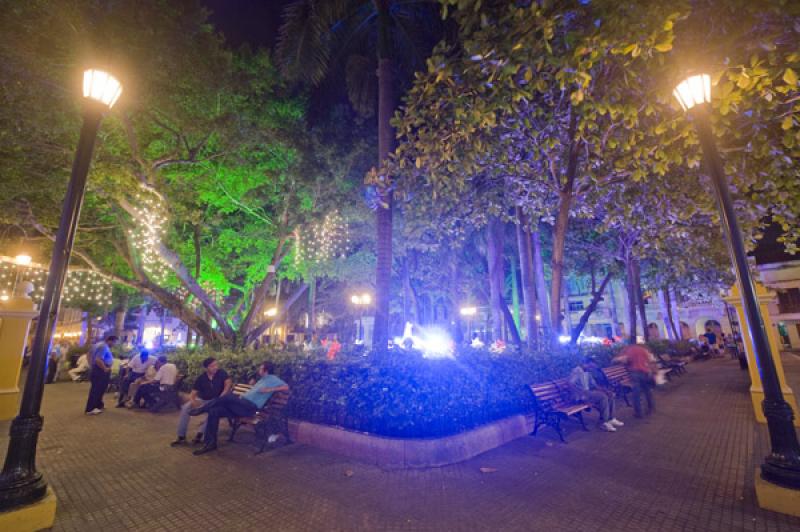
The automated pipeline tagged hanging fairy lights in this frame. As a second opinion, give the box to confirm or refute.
[0,256,113,306]
[127,192,170,283]
[295,210,350,266]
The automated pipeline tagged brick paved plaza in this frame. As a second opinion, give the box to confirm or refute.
[3,356,800,532]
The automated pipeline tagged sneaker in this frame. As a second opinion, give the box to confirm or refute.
[609,418,625,427]
[267,434,280,444]
[85,408,103,415]
[600,422,617,432]
[170,437,187,447]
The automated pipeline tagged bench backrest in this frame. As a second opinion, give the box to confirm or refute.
[232,383,290,415]
[233,383,253,396]
[602,365,629,384]
[530,379,571,408]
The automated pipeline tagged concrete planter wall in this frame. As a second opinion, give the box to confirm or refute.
[288,414,534,469]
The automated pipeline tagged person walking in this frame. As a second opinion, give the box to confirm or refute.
[190,361,288,455]
[614,343,655,418]
[85,336,118,415]
[171,357,232,446]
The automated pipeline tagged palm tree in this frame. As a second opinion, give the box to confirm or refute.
[277,0,442,350]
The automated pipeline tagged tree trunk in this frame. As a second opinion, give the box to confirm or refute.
[548,112,579,337]
[372,2,396,351]
[510,258,520,333]
[114,294,129,338]
[308,276,316,334]
[658,288,677,341]
[86,313,94,345]
[137,305,147,346]
[532,229,551,337]
[449,251,463,344]
[487,217,505,342]
[515,211,538,347]
[571,272,612,343]
[562,283,572,337]
[500,297,522,345]
[159,309,167,347]
[632,259,648,342]
[624,258,638,344]
[550,191,571,336]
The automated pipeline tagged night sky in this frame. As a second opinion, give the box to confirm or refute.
[202,0,292,49]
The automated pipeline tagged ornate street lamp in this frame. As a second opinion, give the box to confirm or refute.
[673,73,800,489]
[0,69,122,510]
[460,306,477,339]
[351,293,371,343]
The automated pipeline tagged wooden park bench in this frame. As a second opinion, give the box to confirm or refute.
[227,383,291,454]
[601,365,632,406]
[655,353,686,379]
[529,379,590,443]
[149,374,185,413]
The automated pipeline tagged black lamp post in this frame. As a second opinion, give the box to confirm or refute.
[351,293,371,343]
[674,74,800,489]
[0,69,122,510]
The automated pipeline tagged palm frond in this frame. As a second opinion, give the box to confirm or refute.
[345,54,377,117]
[276,0,373,86]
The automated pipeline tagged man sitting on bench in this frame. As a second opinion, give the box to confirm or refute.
[568,357,624,433]
[190,361,288,455]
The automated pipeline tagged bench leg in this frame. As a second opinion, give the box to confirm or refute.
[532,412,541,436]
[621,389,631,407]
[576,411,588,431]
[553,416,566,443]
[228,419,241,442]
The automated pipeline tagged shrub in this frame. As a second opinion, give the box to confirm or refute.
[170,339,686,438]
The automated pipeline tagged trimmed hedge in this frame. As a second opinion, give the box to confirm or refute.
[171,343,625,438]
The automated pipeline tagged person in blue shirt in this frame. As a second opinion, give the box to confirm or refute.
[190,361,288,455]
[85,335,118,415]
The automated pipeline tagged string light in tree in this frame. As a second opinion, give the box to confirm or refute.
[0,256,113,307]
[295,210,350,267]
[127,193,170,283]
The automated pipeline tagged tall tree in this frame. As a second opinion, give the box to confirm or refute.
[277,0,443,350]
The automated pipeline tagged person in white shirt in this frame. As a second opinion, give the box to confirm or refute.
[68,353,89,381]
[117,350,156,407]
[131,355,177,408]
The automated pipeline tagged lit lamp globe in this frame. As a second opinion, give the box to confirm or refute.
[360,294,371,305]
[14,254,32,266]
[264,307,278,318]
[83,69,123,108]
[672,73,711,112]
[351,295,361,305]
[460,306,477,317]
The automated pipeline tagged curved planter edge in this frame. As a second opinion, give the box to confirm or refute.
[288,414,535,469]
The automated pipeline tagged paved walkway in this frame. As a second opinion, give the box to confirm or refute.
[2,356,800,531]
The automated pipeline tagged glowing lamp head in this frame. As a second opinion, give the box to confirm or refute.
[351,295,361,305]
[460,306,477,317]
[673,73,711,112]
[264,307,278,317]
[361,294,371,305]
[0,294,8,302]
[83,69,123,108]
[14,254,32,266]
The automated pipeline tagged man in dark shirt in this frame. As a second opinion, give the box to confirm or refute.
[171,357,232,446]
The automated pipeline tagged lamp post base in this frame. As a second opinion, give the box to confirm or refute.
[755,468,800,517]
[0,486,56,532]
